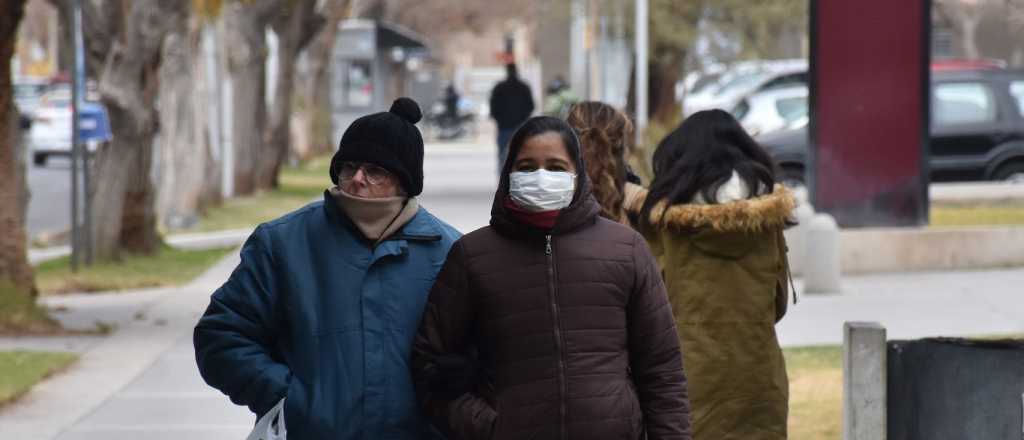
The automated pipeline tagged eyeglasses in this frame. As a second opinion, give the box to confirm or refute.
[338,161,394,185]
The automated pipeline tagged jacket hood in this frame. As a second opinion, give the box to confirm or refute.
[627,185,795,259]
[627,184,795,233]
[489,125,602,237]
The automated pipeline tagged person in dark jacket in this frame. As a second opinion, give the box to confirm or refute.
[489,63,535,171]
[412,116,692,440]
[194,98,461,439]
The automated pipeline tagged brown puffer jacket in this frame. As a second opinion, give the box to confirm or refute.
[412,133,692,440]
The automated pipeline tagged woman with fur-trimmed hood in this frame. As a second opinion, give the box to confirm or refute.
[627,109,794,439]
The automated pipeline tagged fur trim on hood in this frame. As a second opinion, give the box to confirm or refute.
[626,185,796,232]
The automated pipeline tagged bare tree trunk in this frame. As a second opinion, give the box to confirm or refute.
[87,1,185,260]
[294,0,350,161]
[156,18,209,230]
[0,0,36,295]
[224,0,280,195]
[650,53,684,126]
[198,27,223,211]
[258,0,324,189]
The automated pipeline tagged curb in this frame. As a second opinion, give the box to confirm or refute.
[27,228,253,267]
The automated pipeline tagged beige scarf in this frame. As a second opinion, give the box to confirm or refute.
[329,187,419,243]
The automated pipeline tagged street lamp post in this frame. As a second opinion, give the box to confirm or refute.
[70,0,84,270]
[635,0,648,147]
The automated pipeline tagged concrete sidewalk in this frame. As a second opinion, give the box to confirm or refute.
[777,267,1024,346]
[0,252,251,440]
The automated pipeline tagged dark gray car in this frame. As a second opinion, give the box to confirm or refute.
[758,69,1024,185]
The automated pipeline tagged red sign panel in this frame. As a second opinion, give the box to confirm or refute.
[811,0,930,227]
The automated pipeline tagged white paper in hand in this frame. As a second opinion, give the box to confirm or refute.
[247,398,287,440]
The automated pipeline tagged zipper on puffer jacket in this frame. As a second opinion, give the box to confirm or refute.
[545,234,568,440]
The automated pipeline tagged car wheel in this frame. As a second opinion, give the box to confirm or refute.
[993,162,1024,184]
[33,153,47,166]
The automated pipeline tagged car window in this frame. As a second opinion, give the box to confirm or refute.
[933,82,997,126]
[730,99,751,121]
[714,72,768,97]
[690,74,722,95]
[1011,81,1024,116]
[775,96,808,123]
[760,72,808,92]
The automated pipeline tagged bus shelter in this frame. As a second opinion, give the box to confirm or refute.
[330,19,439,146]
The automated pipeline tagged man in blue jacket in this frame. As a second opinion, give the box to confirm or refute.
[194,98,461,439]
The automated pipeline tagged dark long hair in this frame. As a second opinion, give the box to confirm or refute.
[640,109,778,226]
[566,101,633,223]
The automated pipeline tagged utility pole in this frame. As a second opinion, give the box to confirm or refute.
[635,0,649,147]
[69,0,82,271]
[570,0,587,100]
[216,18,234,199]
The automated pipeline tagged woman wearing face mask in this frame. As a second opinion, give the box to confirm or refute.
[626,109,794,440]
[411,116,692,440]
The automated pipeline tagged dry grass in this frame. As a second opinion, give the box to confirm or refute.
[0,283,60,334]
[34,245,234,295]
[191,156,331,232]
[785,345,843,439]
[0,351,77,406]
[931,202,1024,227]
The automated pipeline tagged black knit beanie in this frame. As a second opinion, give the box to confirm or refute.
[330,97,424,196]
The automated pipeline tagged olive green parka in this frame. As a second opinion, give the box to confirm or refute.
[627,185,795,440]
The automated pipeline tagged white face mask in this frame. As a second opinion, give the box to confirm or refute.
[509,169,577,212]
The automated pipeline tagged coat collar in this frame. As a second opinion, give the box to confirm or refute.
[627,185,796,233]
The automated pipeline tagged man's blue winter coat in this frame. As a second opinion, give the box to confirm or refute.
[194,192,460,439]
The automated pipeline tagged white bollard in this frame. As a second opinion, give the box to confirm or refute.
[784,201,815,277]
[843,322,887,440]
[804,213,841,293]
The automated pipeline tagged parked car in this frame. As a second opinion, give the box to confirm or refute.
[29,88,104,166]
[730,85,808,137]
[756,69,1024,186]
[683,61,808,117]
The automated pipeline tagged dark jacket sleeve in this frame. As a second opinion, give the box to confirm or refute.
[412,241,497,440]
[628,233,693,440]
[194,225,291,417]
[774,229,791,323]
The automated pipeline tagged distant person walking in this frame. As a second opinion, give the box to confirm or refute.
[543,75,578,119]
[627,109,794,439]
[489,63,535,171]
[443,83,460,122]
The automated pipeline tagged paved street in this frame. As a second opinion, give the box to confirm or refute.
[25,156,76,241]
[2,138,1023,439]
